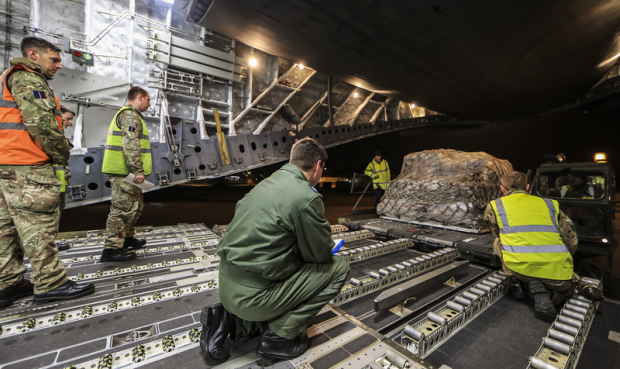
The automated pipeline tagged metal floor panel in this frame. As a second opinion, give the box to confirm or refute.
[420,295,552,369]
[576,299,620,369]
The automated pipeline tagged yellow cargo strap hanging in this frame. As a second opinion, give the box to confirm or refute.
[213,108,230,166]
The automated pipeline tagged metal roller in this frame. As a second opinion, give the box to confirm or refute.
[487,277,502,284]
[553,322,579,336]
[350,278,362,286]
[404,325,425,341]
[463,292,478,300]
[574,294,588,301]
[470,287,486,295]
[557,315,582,328]
[549,329,576,345]
[52,312,66,325]
[568,298,591,308]
[409,259,419,265]
[493,273,507,280]
[561,309,585,321]
[385,349,411,369]
[395,264,405,270]
[402,262,412,267]
[415,257,426,263]
[162,335,175,352]
[388,266,398,273]
[543,337,571,355]
[498,271,507,276]
[363,247,371,251]
[370,272,381,279]
[565,304,588,315]
[132,344,146,363]
[482,279,497,288]
[356,248,365,253]
[530,357,564,369]
[370,245,377,249]
[422,255,432,260]
[447,301,464,312]
[428,311,447,325]
[455,296,472,306]
[479,282,494,290]
[379,269,390,276]
[349,250,357,255]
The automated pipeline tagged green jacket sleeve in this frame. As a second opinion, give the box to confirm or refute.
[118,110,145,175]
[9,71,70,165]
[294,197,334,263]
[483,203,500,238]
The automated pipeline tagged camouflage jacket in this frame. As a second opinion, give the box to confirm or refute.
[117,105,145,175]
[484,189,579,254]
[7,57,70,166]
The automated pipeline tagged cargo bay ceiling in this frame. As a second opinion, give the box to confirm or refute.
[187,0,620,120]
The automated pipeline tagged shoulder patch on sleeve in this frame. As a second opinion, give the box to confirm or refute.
[33,91,47,99]
[128,126,135,132]
[309,185,318,193]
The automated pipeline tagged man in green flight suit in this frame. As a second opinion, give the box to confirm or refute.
[0,37,94,306]
[200,138,350,364]
[100,86,152,262]
[365,150,390,213]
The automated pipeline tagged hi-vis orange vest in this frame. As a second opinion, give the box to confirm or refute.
[0,64,63,165]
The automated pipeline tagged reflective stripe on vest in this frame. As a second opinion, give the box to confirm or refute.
[54,165,67,193]
[101,107,152,176]
[0,65,63,165]
[490,193,573,280]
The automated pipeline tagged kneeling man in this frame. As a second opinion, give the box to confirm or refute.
[201,138,350,363]
[484,171,603,322]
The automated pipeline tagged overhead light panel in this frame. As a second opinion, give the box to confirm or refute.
[161,0,175,4]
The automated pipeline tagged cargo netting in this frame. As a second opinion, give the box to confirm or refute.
[378,149,514,229]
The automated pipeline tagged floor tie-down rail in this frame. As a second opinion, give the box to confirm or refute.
[332,248,461,306]
[528,278,601,369]
[400,270,509,357]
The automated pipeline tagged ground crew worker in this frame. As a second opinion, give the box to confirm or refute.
[364,150,390,212]
[100,86,151,262]
[60,105,75,129]
[200,138,350,364]
[0,37,95,307]
[484,171,603,322]
[54,105,76,251]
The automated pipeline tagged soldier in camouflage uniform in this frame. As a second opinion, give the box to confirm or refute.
[100,86,151,262]
[54,105,76,251]
[484,171,602,321]
[0,37,94,307]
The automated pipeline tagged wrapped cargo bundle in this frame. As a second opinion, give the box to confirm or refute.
[378,149,513,229]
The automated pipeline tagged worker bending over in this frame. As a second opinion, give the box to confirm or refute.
[484,171,603,322]
[201,138,350,364]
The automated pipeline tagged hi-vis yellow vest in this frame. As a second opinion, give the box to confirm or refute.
[490,193,573,280]
[102,107,152,176]
[365,159,390,190]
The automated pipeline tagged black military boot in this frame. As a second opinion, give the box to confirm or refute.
[56,242,70,251]
[200,303,235,364]
[509,277,528,300]
[123,237,147,249]
[100,248,137,262]
[0,279,34,307]
[33,280,95,304]
[529,280,557,322]
[255,328,309,363]
[578,281,604,301]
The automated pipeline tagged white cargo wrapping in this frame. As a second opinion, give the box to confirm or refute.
[378,149,513,229]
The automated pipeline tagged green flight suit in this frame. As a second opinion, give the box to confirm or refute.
[217,163,350,340]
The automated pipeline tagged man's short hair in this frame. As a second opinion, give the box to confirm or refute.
[60,105,75,116]
[20,37,61,57]
[127,86,149,101]
[500,171,528,190]
[290,138,328,171]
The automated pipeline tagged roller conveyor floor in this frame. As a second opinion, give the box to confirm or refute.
[1,222,618,369]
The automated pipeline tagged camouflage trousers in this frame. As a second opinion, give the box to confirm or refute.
[493,239,579,305]
[104,175,143,249]
[0,164,68,294]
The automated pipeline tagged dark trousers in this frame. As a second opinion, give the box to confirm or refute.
[374,188,385,211]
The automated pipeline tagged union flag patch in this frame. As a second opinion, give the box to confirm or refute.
[33,91,47,99]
